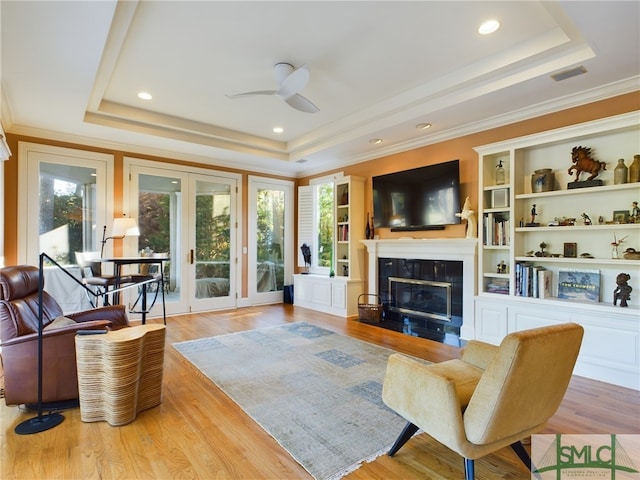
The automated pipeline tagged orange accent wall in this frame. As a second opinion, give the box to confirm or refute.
[297,92,640,242]
[3,91,639,282]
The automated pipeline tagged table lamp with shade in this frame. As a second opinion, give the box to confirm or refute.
[101,216,140,258]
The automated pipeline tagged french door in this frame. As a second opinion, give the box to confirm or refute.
[126,160,239,315]
[248,176,293,305]
[188,174,237,312]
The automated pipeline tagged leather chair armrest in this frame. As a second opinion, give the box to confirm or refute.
[461,340,499,370]
[0,320,112,347]
[67,305,129,328]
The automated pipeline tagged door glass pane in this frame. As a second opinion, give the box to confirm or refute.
[138,174,181,300]
[256,188,284,292]
[195,181,231,298]
[39,162,97,265]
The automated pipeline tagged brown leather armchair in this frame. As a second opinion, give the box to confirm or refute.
[0,265,130,406]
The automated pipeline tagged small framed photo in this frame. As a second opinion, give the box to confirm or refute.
[613,210,630,224]
[563,242,577,258]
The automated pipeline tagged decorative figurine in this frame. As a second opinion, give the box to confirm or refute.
[535,242,548,257]
[613,273,632,307]
[581,213,592,225]
[497,260,506,274]
[623,247,640,260]
[300,243,311,274]
[631,201,640,222]
[611,234,627,259]
[526,204,539,226]
[456,196,477,239]
[568,146,606,182]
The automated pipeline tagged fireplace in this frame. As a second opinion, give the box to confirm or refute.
[361,239,477,344]
[389,277,452,322]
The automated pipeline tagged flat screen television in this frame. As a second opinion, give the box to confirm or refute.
[373,159,462,231]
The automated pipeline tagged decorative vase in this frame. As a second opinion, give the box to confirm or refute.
[365,213,371,240]
[629,154,640,183]
[614,158,628,184]
[531,168,554,193]
[495,160,505,185]
[612,245,619,259]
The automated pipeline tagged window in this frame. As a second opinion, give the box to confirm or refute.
[315,181,333,270]
[18,142,113,265]
[297,173,342,274]
[38,163,97,264]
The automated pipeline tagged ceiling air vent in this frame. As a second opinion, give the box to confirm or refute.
[551,66,587,82]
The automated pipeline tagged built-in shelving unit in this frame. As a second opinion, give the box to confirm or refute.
[333,176,365,280]
[294,176,365,317]
[474,111,640,390]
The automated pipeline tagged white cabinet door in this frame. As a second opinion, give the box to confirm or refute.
[474,300,508,345]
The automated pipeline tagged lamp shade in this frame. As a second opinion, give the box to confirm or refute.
[111,217,140,238]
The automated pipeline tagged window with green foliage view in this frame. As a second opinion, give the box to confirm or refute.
[316,182,334,269]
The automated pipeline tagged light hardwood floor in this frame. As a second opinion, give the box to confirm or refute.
[1,305,638,479]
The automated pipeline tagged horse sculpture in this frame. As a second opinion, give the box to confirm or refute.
[568,146,606,182]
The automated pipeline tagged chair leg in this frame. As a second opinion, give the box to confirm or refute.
[388,421,419,456]
[464,458,475,480]
[511,441,541,479]
[511,441,531,469]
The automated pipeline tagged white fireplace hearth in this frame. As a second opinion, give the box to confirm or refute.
[361,238,478,340]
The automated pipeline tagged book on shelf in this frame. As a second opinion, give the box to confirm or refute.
[486,278,509,295]
[483,214,510,246]
[515,262,547,297]
[339,224,349,241]
[538,269,553,299]
[557,269,600,303]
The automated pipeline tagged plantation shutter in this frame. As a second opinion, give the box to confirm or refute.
[297,185,313,267]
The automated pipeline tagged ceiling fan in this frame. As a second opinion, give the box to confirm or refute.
[227,63,319,114]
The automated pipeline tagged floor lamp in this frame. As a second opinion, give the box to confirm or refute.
[14,253,65,434]
[100,216,140,258]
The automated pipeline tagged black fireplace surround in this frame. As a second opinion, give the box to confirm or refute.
[363,257,463,346]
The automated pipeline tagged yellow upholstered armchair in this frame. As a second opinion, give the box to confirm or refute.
[382,323,584,480]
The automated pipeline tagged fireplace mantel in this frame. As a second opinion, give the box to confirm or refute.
[361,238,478,340]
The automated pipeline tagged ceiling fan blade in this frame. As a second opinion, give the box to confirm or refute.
[226,90,277,98]
[285,94,319,114]
[277,64,309,99]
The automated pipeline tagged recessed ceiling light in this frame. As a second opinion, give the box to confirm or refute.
[478,19,500,35]
[369,138,383,144]
[416,123,432,130]
[273,127,284,134]
[137,91,153,100]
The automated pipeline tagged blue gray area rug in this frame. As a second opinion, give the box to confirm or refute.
[172,322,409,480]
